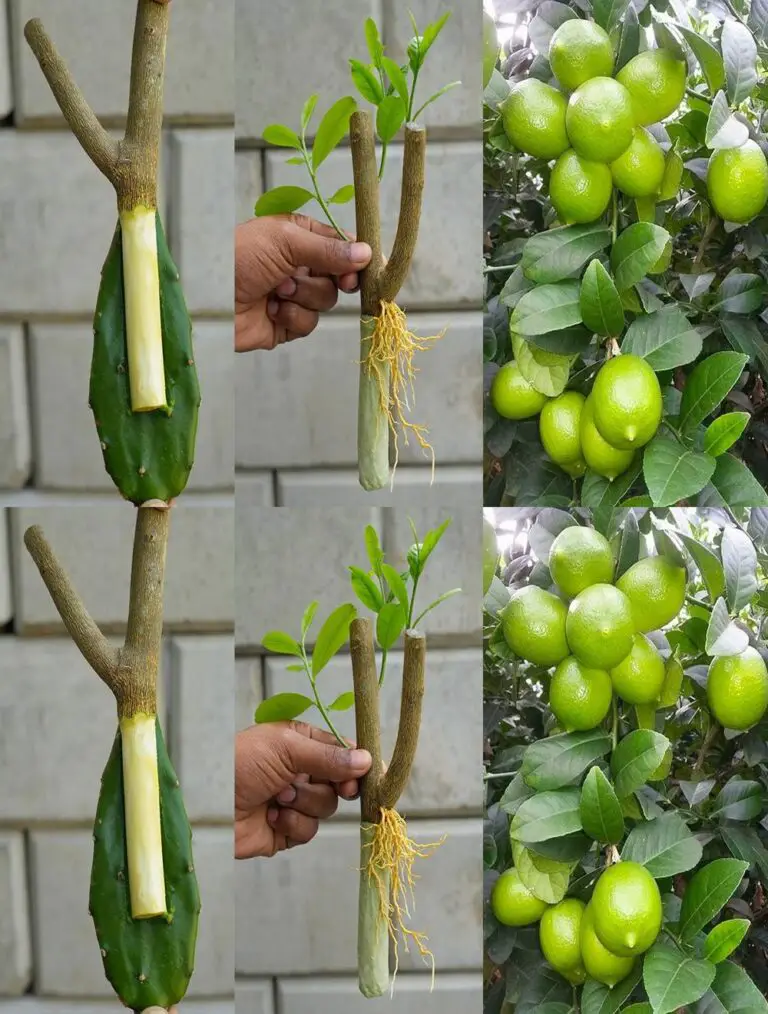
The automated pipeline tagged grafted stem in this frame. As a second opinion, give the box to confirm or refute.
[350,617,383,824]
[379,630,425,809]
[350,111,384,317]
[379,126,426,304]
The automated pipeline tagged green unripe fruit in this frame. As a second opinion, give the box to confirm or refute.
[539,898,586,978]
[565,77,635,163]
[491,868,549,926]
[616,556,686,632]
[540,391,586,470]
[483,11,499,89]
[580,903,636,987]
[707,140,768,224]
[550,149,613,224]
[707,646,768,730]
[550,656,613,731]
[549,20,614,92]
[501,79,570,160]
[610,633,666,705]
[616,50,687,126]
[610,128,666,198]
[591,354,663,450]
[566,583,635,669]
[491,362,549,419]
[549,525,614,598]
[591,861,662,957]
[580,396,635,480]
[502,585,570,667]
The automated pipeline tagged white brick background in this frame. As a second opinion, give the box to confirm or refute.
[235,506,483,1009]
[234,0,483,507]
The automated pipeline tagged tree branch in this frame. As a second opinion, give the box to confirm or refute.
[379,630,425,810]
[379,125,425,304]
[23,19,119,183]
[350,617,383,824]
[23,525,119,689]
[350,110,384,317]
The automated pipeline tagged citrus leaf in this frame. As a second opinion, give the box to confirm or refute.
[301,601,318,639]
[705,90,749,150]
[674,24,725,92]
[721,526,758,612]
[376,601,405,650]
[622,306,702,370]
[676,532,726,600]
[659,654,684,708]
[711,778,763,821]
[581,966,643,1014]
[703,413,750,457]
[301,95,318,132]
[643,435,716,508]
[580,766,624,844]
[721,19,758,105]
[255,185,315,217]
[349,566,384,612]
[512,332,574,396]
[615,3,640,73]
[262,123,301,148]
[679,858,749,941]
[711,273,765,314]
[510,789,583,843]
[528,2,578,51]
[327,691,356,712]
[364,524,384,575]
[511,282,583,335]
[611,223,670,291]
[701,454,768,508]
[525,326,594,355]
[699,958,768,1011]
[364,16,384,66]
[580,259,625,337]
[643,941,716,1014]
[262,630,302,655]
[611,729,670,798]
[328,184,355,205]
[703,920,750,964]
[349,58,384,104]
[622,811,703,877]
[312,96,357,169]
[521,730,612,791]
[312,603,357,677]
[720,825,768,881]
[255,692,314,723]
[381,563,409,616]
[705,596,749,656]
[522,224,612,284]
[376,94,406,143]
[511,839,573,903]
[382,56,409,109]
[680,352,749,432]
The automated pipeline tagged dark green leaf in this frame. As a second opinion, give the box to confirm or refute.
[643,435,716,508]
[611,729,670,798]
[674,25,725,92]
[312,603,357,677]
[528,2,577,51]
[721,19,758,105]
[376,601,405,650]
[580,766,624,844]
[312,96,357,169]
[697,958,768,1012]
[255,186,314,217]
[376,94,406,143]
[679,859,749,940]
[710,778,763,821]
[705,596,749,656]
[255,692,314,723]
[510,789,583,843]
[521,731,612,791]
[512,282,582,335]
[349,566,384,612]
[592,0,630,32]
[720,824,768,881]
[327,691,356,712]
[524,326,594,355]
[702,454,768,508]
[262,630,302,655]
[676,532,725,600]
[615,510,640,579]
[527,509,578,561]
[721,525,758,612]
[580,259,625,337]
[622,811,703,877]
[679,352,749,433]
[521,224,612,284]
[622,306,702,370]
[711,273,764,314]
[610,223,670,291]
[615,3,640,72]
[581,966,643,1014]
[703,413,750,457]
[643,941,716,1014]
[720,314,768,375]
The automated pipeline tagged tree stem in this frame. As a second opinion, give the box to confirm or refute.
[379,631,425,809]
[351,617,384,824]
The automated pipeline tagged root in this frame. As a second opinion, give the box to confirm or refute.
[361,807,445,990]
[362,301,444,483]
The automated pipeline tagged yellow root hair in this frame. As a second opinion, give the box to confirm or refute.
[361,807,445,990]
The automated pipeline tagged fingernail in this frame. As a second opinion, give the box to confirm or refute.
[276,278,297,297]
[267,807,279,825]
[349,242,371,264]
[277,785,297,804]
[349,748,371,769]
[267,298,279,317]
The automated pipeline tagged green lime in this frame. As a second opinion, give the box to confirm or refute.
[483,516,499,596]
[591,861,662,957]
[616,556,686,632]
[616,50,687,126]
[580,902,636,987]
[483,11,499,89]
[565,77,635,163]
[591,354,663,450]
[707,140,768,224]
[540,391,586,470]
[549,525,615,598]
[566,583,635,669]
[562,457,587,478]
[580,395,635,480]
[491,362,549,419]
[549,20,614,92]
[610,633,666,705]
[502,585,570,667]
[550,656,613,731]
[610,128,666,198]
[501,79,570,160]
[492,868,550,926]
[540,898,586,979]
[550,149,613,224]
[707,646,768,731]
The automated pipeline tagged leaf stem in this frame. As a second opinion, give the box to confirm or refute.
[694,215,717,268]
[301,649,347,747]
[301,146,347,239]
[611,190,618,244]
[408,572,420,628]
[378,140,388,180]
[693,722,719,773]
[379,647,388,688]
[407,65,420,121]
[611,695,619,750]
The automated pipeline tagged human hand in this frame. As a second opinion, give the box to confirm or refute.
[235,214,372,351]
[235,721,372,858]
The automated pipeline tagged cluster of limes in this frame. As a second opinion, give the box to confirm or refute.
[491,352,663,480]
[500,20,686,223]
[489,524,768,986]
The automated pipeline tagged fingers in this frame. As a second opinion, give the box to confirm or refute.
[278,724,372,783]
[278,220,371,277]
[274,274,340,312]
[275,780,340,819]
[267,805,320,847]
[266,299,319,340]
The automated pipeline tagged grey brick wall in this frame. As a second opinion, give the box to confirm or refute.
[235,506,483,1010]
[234,0,483,506]
[0,505,234,1007]
[0,2,234,497]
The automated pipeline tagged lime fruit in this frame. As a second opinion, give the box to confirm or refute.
[549,20,614,92]
[550,656,613,731]
[580,903,636,987]
[550,149,613,224]
[492,868,549,926]
[491,362,549,419]
[565,77,635,163]
[502,585,570,667]
[616,556,686,632]
[563,457,587,478]
[549,525,615,598]
[483,11,499,89]
[580,395,635,480]
[591,861,662,957]
[615,50,686,126]
[540,391,586,470]
[501,79,570,160]
[591,354,663,450]
[540,898,587,981]
[610,128,666,198]
[566,583,635,669]
[610,633,666,705]
[707,140,768,224]
[707,646,768,730]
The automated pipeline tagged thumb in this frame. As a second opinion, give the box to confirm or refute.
[283,730,372,783]
[281,222,372,277]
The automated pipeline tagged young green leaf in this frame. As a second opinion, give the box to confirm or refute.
[580,766,624,844]
[705,596,749,656]
[262,124,301,149]
[521,224,612,285]
[610,223,670,291]
[364,16,384,67]
[255,186,315,217]
[312,96,357,169]
[418,518,452,569]
[327,184,355,205]
[635,195,657,223]
[522,731,612,792]
[312,603,357,678]
[349,566,384,612]
[421,11,452,54]
[643,435,716,508]
[301,601,319,639]
[327,691,356,712]
[642,941,716,1014]
[658,655,684,708]
[658,147,684,200]
[262,630,302,655]
[721,19,758,105]
[376,601,405,650]
[382,55,410,109]
[676,532,726,600]
[703,919,750,964]
[579,259,624,337]
[674,24,725,93]
[511,282,583,335]
[621,811,703,877]
[255,692,314,723]
[364,524,384,575]
[301,95,318,133]
[705,90,748,150]
[721,525,758,612]
[376,94,406,143]
[414,588,462,626]
[621,306,702,371]
[414,81,462,119]
[349,58,384,104]
[611,729,670,798]
[703,412,750,457]
[381,562,409,615]
[679,858,749,941]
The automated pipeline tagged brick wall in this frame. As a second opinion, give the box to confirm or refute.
[234,506,484,1012]
[0,504,234,1011]
[0,1,234,499]
[234,0,483,506]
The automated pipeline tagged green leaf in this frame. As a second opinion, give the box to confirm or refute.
[702,454,768,508]
[581,966,643,1014]
[705,90,748,150]
[328,184,355,205]
[659,654,684,708]
[349,59,384,105]
[643,941,716,1014]
[381,563,409,616]
[710,778,763,821]
[414,588,461,625]
[301,602,318,639]
[611,729,670,798]
[364,525,384,575]
[499,771,535,816]
[622,306,703,370]
[421,11,451,55]
[580,259,625,337]
[622,811,703,877]
[705,596,749,656]
[521,730,612,792]
[376,601,405,650]
[720,824,768,882]
[382,56,409,109]
[522,224,612,285]
[312,96,357,169]
[674,25,725,93]
[703,920,750,964]
[580,766,624,844]
[419,518,452,568]
[364,17,384,67]
[512,282,582,335]
[592,0,631,32]
[711,273,765,314]
[327,691,356,712]
[509,789,583,843]
[262,630,302,655]
[703,413,750,457]
[255,186,315,217]
[615,3,640,73]
[643,435,716,508]
[349,566,384,612]
[376,94,406,143]
[720,314,768,375]
[721,526,758,612]
[635,195,657,223]
[311,603,357,677]
[262,124,302,149]
[255,692,314,723]
[528,2,578,51]
[610,223,670,291]
[512,332,574,396]
[524,326,593,355]
[527,508,577,561]
[721,19,758,105]
[615,510,640,578]
[301,95,318,132]
[680,859,749,941]
[511,839,573,903]
[659,147,684,201]
[414,81,461,119]
[676,532,726,600]
[699,958,768,1012]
